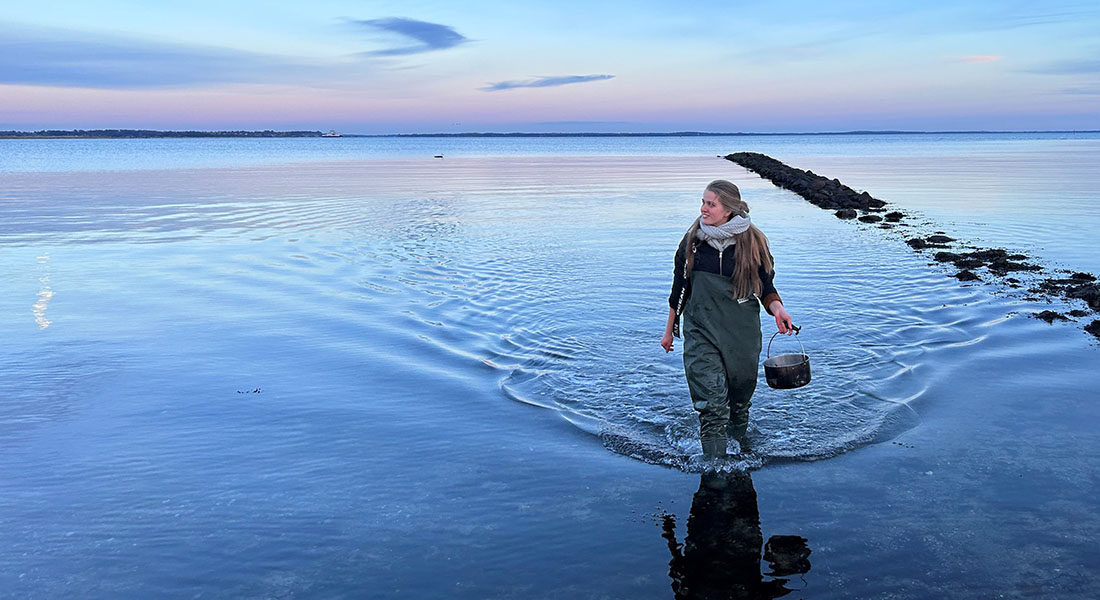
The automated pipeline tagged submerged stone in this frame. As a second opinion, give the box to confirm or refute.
[1066,283,1100,310]
[1034,310,1070,323]
[987,259,1041,276]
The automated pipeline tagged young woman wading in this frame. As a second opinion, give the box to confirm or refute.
[661,180,795,459]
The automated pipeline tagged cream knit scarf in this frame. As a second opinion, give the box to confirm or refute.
[695,215,751,251]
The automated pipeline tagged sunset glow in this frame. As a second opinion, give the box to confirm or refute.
[2,1,1099,133]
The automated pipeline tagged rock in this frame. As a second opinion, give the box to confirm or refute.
[1066,283,1100,310]
[987,258,1041,276]
[1033,310,1070,323]
[967,249,1010,261]
[721,150,1100,340]
[1068,309,1090,318]
[955,258,987,269]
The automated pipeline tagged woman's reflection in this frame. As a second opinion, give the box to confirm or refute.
[662,471,811,599]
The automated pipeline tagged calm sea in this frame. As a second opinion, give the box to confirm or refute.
[1,133,1098,598]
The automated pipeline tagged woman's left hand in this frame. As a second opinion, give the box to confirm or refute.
[768,301,795,335]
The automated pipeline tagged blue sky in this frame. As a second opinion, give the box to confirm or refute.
[2,0,1099,133]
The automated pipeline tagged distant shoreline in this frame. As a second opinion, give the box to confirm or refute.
[2,129,1098,140]
[0,129,324,140]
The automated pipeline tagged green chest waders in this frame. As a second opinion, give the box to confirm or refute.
[682,271,763,457]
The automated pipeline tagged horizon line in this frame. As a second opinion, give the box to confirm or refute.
[371,129,1100,137]
[3,128,1100,139]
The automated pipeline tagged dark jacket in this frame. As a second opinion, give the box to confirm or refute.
[668,234,781,337]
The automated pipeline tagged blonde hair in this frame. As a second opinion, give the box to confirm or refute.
[682,180,774,298]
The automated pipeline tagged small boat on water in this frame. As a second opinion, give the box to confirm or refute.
[321,130,343,137]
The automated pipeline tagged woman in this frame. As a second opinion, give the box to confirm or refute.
[661,180,794,459]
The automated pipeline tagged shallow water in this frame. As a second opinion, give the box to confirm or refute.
[2,137,1099,598]
[0,156,950,469]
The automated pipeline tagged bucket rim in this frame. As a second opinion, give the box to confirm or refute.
[763,353,809,368]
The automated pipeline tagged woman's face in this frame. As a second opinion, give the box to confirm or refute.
[700,190,733,226]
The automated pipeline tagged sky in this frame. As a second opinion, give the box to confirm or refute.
[2,0,1099,133]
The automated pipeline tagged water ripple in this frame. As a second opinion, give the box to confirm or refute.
[0,156,1061,473]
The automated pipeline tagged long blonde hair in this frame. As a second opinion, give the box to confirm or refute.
[682,180,774,298]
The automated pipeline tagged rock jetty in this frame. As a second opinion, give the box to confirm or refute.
[724,152,888,219]
[723,152,1100,341]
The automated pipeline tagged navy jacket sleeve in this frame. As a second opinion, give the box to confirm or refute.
[668,234,690,309]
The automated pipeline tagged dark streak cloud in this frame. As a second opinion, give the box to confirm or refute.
[482,74,614,92]
[0,22,339,89]
[1061,86,1100,95]
[1025,58,1100,75]
[350,17,468,56]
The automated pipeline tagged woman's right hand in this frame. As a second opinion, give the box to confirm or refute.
[661,307,677,353]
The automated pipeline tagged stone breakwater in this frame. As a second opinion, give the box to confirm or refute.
[723,152,1100,341]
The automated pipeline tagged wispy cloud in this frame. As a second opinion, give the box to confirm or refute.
[481,74,614,92]
[537,120,632,126]
[973,6,1100,30]
[953,55,1003,63]
[1061,85,1100,95]
[0,22,340,89]
[726,28,882,66]
[1025,58,1100,74]
[349,17,469,56]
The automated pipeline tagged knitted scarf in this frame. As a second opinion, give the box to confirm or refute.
[695,215,751,251]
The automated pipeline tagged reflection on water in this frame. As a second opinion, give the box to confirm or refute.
[33,254,52,329]
[663,472,811,599]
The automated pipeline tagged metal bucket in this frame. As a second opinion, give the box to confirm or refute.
[763,328,811,389]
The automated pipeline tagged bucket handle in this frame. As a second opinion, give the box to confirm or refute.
[766,326,804,359]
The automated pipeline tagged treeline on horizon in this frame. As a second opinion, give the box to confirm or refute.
[1,129,324,138]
